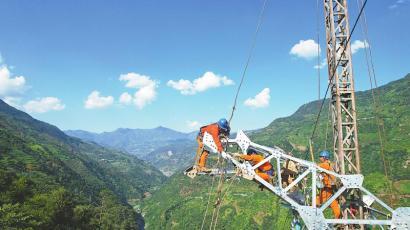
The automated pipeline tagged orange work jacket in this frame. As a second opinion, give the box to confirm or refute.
[199,123,223,152]
[239,154,272,171]
[318,160,335,188]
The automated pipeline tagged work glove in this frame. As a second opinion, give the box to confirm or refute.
[232,153,242,159]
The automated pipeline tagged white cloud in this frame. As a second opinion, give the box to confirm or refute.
[167,71,234,95]
[23,97,65,113]
[119,72,158,109]
[244,88,270,108]
[351,40,369,54]
[84,91,114,109]
[133,84,157,109]
[119,92,132,105]
[187,120,200,129]
[119,73,156,89]
[389,0,408,9]
[290,39,320,60]
[0,65,26,97]
[312,40,368,69]
[314,58,327,69]
[3,96,22,108]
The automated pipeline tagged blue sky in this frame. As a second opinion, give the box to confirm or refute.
[0,0,409,133]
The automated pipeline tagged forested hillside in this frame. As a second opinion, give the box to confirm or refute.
[251,73,410,201]
[0,100,166,229]
[142,74,410,229]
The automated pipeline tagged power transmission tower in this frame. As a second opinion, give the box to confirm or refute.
[323,0,360,176]
[323,0,363,227]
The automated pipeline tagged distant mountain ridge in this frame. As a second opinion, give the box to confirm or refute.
[66,126,194,141]
[65,126,195,155]
[65,126,198,175]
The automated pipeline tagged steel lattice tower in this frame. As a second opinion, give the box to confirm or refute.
[323,0,364,227]
[323,0,360,175]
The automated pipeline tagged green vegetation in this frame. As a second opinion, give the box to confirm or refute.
[251,73,410,206]
[142,170,291,230]
[142,74,410,229]
[1,74,408,229]
[0,99,166,229]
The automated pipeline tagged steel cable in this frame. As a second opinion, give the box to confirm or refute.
[309,0,368,141]
[228,0,269,124]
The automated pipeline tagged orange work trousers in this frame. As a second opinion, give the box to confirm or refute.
[316,188,341,218]
[255,169,271,182]
[196,137,209,168]
[256,172,270,182]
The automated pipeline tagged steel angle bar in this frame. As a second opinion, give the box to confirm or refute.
[253,174,300,208]
[277,156,282,189]
[360,187,394,213]
[251,153,275,170]
[197,170,238,176]
[319,186,347,212]
[284,169,310,193]
[251,142,316,168]
[312,170,317,208]
[325,219,391,226]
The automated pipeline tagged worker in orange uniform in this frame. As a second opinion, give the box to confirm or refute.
[234,148,274,183]
[316,150,341,219]
[195,118,230,172]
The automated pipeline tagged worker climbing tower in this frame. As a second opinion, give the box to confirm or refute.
[323,0,360,175]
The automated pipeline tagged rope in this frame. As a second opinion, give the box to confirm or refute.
[324,99,331,150]
[316,0,321,102]
[209,158,226,230]
[309,0,368,141]
[228,0,269,124]
[356,0,394,205]
[207,0,269,226]
[212,172,240,230]
[200,156,220,230]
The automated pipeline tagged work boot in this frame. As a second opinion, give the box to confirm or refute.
[258,184,264,191]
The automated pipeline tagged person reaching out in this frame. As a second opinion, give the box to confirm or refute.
[195,118,230,172]
[234,148,274,184]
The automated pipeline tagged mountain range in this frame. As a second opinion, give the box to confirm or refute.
[65,126,198,176]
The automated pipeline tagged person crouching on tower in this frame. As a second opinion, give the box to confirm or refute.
[234,148,274,187]
[316,150,341,219]
[195,118,230,172]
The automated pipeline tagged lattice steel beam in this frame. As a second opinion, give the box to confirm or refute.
[186,131,410,230]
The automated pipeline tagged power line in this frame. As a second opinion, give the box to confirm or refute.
[356,0,394,205]
[228,0,269,124]
[309,0,369,141]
